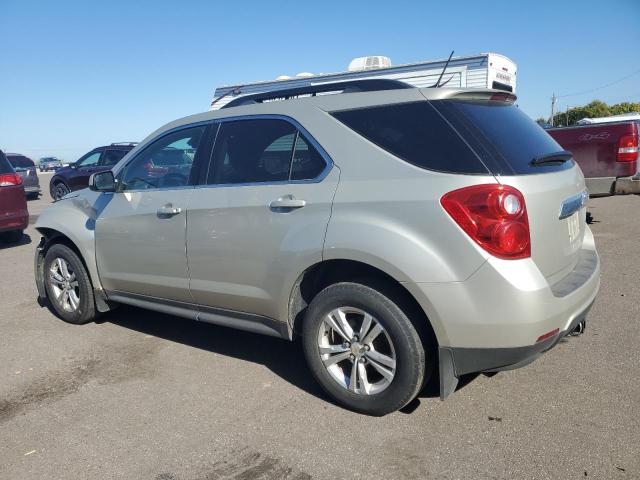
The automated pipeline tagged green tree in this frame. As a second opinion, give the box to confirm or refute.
[552,100,640,126]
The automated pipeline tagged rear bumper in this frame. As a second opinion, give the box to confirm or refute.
[403,227,600,399]
[585,176,640,196]
[0,210,29,232]
[23,185,41,194]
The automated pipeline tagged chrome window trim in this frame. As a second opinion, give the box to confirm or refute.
[200,113,334,188]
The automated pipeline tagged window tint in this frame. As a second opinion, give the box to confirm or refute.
[76,151,102,168]
[291,135,326,180]
[331,102,489,174]
[7,155,34,169]
[208,120,296,184]
[0,151,14,174]
[102,149,128,167]
[120,126,205,191]
[431,100,573,175]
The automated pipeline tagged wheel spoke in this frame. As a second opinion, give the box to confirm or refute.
[359,312,373,339]
[322,351,351,367]
[68,290,79,310]
[319,344,349,355]
[368,356,394,381]
[324,309,354,341]
[50,269,64,283]
[365,350,396,369]
[348,359,358,392]
[59,259,72,279]
[362,323,383,345]
[357,361,371,394]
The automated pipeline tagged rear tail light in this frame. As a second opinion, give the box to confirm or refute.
[617,134,638,162]
[441,184,531,260]
[0,173,22,187]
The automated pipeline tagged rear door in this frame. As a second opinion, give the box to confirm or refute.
[432,96,587,281]
[95,125,210,303]
[186,117,337,321]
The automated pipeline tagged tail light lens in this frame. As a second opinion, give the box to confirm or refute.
[617,134,638,162]
[441,184,531,260]
[0,173,22,187]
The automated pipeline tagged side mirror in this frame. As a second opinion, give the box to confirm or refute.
[89,171,116,192]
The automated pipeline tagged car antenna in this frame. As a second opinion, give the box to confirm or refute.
[430,50,455,88]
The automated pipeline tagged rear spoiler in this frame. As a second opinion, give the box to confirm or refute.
[448,90,517,104]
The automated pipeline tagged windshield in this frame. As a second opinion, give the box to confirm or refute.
[431,100,573,175]
[8,155,34,169]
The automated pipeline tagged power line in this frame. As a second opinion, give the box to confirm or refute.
[557,68,640,98]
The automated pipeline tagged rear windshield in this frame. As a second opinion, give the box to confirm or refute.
[0,151,14,174]
[332,100,572,175]
[331,102,489,174]
[8,155,35,169]
[432,100,572,175]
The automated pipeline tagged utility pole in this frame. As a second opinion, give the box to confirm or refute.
[566,105,569,126]
[550,93,557,126]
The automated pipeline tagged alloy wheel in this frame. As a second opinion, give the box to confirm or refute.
[48,257,80,312]
[317,306,396,395]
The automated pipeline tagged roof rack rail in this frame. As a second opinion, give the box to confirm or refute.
[221,79,413,109]
[110,142,138,146]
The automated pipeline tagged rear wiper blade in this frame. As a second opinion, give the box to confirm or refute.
[530,151,573,166]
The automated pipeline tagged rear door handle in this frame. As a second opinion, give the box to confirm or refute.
[269,195,306,211]
[157,204,182,217]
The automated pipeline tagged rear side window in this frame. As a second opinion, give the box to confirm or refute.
[207,119,327,185]
[8,155,34,169]
[331,102,489,174]
[432,100,572,175]
[102,149,128,167]
[0,151,14,174]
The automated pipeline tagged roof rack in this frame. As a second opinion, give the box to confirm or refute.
[110,142,138,146]
[221,79,413,109]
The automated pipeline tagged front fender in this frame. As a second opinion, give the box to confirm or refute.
[35,190,112,292]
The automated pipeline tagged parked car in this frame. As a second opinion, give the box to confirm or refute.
[0,150,28,243]
[49,143,136,201]
[34,82,600,415]
[6,153,40,199]
[39,157,63,172]
[547,120,639,196]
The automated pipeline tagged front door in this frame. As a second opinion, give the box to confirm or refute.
[95,125,209,303]
[187,118,338,322]
[71,149,103,190]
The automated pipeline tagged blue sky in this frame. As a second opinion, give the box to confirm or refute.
[1,0,639,162]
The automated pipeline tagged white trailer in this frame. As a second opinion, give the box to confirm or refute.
[210,52,517,110]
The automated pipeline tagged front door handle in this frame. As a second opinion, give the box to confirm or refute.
[157,203,182,217]
[269,195,306,211]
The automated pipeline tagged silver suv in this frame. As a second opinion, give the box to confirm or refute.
[34,82,600,415]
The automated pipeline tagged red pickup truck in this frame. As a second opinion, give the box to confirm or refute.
[547,120,639,196]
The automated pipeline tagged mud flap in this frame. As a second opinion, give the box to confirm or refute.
[438,347,459,400]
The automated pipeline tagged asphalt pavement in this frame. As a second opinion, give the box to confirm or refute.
[1,180,638,479]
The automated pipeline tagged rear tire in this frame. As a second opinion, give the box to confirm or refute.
[302,282,426,416]
[43,244,96,324]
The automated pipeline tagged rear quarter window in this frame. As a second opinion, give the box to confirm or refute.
[331,102,490,174]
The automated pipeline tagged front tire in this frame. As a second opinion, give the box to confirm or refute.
[51,181,70,201]
[43,244,96,324]
[302,282,426,416]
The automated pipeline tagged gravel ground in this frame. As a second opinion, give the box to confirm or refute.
[1,183,638,479]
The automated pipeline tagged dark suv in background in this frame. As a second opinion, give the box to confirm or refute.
[50,143,136,201]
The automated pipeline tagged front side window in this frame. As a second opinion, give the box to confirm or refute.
[119,125,205,191]
[76,151,102,168]
[207,119,327,185]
